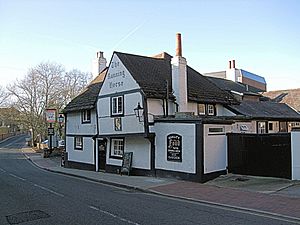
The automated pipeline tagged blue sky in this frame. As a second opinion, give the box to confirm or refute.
[0,0,299,91]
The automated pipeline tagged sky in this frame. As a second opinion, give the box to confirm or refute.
[0,0,300,91]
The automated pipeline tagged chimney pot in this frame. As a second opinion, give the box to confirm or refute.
[176,33,182,57]
[229,60,232,69]
[232,59,236,68]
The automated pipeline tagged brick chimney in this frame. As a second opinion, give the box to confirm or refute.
[171,33,188,112]
[92,51,107,78]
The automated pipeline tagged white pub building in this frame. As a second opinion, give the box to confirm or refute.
[64,34,300,182]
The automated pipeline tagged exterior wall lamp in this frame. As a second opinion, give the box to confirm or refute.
[134,102,144,122]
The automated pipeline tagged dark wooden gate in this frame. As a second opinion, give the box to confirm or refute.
[227,133,291,179]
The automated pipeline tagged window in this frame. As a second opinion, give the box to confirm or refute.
[82,110,91,123]
[207,104,215,116]
[268,123,273,131]
[208,127,224,134]
[257,122,266,134]
[110,138,124,158]
[74,137,83,150]
[111,96,124,116]
[197,104,205,115]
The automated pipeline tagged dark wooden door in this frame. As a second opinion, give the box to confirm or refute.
[98,139,107,171]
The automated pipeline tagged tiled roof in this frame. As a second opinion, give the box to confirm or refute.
[207,76,262,95]
[63,81,103,113]
[227,101,300,120]
[264,88,300,112]
[115,52,236,104]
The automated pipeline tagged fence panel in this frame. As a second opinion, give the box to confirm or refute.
[227,133,291,179]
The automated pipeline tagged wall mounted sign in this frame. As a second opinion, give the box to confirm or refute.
[167,134,182,162]
[48,127,54,136]
[114,117,122,131]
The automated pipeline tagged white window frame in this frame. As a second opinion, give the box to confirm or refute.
[74,136,83,150]
[207,104,215,116]
[111,96,124,116]
[82,109,91,123]
[257,122,266,134]
[110,138,124,158]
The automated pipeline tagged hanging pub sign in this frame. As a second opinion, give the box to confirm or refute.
[46,109,56,123]
[167,134,182,162]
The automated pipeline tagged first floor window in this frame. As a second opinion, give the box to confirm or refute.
[110,138,124,158]
[82,109,91,123]
[111,96,123,116]
[207,104,215,116]
[74,136,83,150]
[257,122,266,134]
[197,104,205,115]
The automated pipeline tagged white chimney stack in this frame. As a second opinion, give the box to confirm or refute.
[226,59,238,82]
[92,51,107,78]
[172,33,188,112]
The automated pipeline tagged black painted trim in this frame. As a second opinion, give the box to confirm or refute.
[66,134,95,137]
[99,88,142,99]
[65,160,95,171]
[195,122,203,182]
[96,132,145,138]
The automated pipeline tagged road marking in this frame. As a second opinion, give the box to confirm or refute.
[34,184,64,197]
[88,205,140,225]
[9,173,26,181]
[0,168,6,172]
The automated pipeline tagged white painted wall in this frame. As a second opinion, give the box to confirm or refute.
[66,136,94,164]
[172,56,188,112]
[147,98,176,122]
[291,130,300,180]
[98,92,145,135]
[99,54,140,96]
[106,136,151,170]
[268,121,280,133]
[155,123,196,173]
[66,111,97,135]
[203,124,232,174]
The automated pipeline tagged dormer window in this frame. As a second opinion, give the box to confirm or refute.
[207,104,215,116]
[82,109,91,123]
[197,104,216,116]
[111,96,124,116]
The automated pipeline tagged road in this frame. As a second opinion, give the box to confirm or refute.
[0,135,298,225]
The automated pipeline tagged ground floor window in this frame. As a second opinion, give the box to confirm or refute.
[110,138,124,158]
[74,136,83,150]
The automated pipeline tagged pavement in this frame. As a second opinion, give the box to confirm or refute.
[22,147,300,222]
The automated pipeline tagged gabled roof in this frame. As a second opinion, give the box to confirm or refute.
[63,69,107,113]
[227,101,300,120]
[63,82,103,113]
[264,88,300,112]
[240,69,266,84]
[115,52,237,104]
[207,76,262,95]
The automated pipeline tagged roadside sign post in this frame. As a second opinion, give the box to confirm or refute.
[46,109,56,153]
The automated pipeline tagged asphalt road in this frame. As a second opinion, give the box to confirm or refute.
[0,135,298,225]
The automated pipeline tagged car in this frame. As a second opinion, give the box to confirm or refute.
[58,140,65,148]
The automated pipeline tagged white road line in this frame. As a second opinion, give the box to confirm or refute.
[0,168,6,172]
[34,184,64,197]
[9,173,26,181]
[89,205,140,225]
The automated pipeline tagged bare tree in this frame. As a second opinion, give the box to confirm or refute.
[0,85,9,106]
[7,62,91,145]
